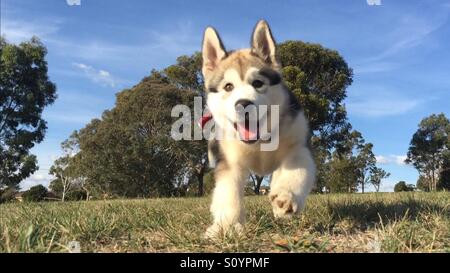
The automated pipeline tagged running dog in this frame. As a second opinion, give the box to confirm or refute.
[201,20,316,238]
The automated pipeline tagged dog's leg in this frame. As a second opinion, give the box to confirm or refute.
[269,145,315,218]
[205,162,248,238]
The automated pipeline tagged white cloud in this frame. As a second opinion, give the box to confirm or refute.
[45,111,97,124]
[73,62,119,87]
[20,172,55,191]
[378,178,415,192]
[379,181,395,192]
[347,97,419,117]
[394,155,408,166]
[53,21,199,62]
[347,84,424,118]
[354,12,448,74]
[377,14,444,60]
[147,21,199,54]
[1,18,61,44]
[19,151,60,190]
[0,3,62,44]
[362,178,397,192]
[1,5,198,65]
[376,154,408,166]
[354,62,401,74]
[0,14,125,62]
[375,155,389,164]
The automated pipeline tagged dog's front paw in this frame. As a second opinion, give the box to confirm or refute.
[204,223,221,239]
[269,190,299,218]
[204,222,243,239]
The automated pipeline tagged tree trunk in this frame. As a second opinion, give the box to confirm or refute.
[427,171,432,192]
[194,158,208,197]
[61,176,70,202]
[254,175,264,195]
[197,173,204,197]
[84,187,90,201]
[80,179,89,201]
[431,169,436,191]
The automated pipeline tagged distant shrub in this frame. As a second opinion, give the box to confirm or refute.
[23,185,48,202]
[394,181,415,192]
[185,171,216,197]
[438,167,450,191]
[0,187,18,203]
[66,189,87,201]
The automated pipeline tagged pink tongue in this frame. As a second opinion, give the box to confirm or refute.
[236,123,258,141]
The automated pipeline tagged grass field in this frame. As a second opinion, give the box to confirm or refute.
[0,192,449,253]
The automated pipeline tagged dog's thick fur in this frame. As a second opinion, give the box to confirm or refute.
[202,20,316,238]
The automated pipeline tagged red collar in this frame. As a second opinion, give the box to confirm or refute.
[198,112,213,128]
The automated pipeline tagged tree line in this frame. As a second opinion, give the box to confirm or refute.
[404,114,450,192]
[1,37,448,202]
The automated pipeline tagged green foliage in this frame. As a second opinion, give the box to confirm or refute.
[22,184,48,202]
[0,37,56,187]
[322,130,383,193]
[369,167,390,192]
[0,186,18,203]
[48,178,63,197]
[416,175,429,192]
[406,113,450,191]
[164,53,203,92]
[278,41,352,147]
[49,156,70,199]
[277,41,375,193]
[53,56,210,198]
[326,155,358,193]
[437,158,450,191]
[65,188,87,201]
[394,181,414,192]
[48,177,87,201]
[163,53,209,196]
[187,170,215,196]
[64,73,203,198]
[48,137,88,201]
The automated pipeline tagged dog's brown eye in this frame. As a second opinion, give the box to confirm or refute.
[224,83,234,92]
[252,80,264,88]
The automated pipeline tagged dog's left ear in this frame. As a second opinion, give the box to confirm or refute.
[251,20,280,68]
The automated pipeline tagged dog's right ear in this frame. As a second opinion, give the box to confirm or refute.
[202,27,227,78]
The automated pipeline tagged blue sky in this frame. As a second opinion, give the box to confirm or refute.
[1,0,450,191]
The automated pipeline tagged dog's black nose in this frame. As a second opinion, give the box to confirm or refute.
[234,99,254,111]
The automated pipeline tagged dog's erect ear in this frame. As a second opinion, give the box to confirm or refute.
[202,27,227,78]
[251,20,280,68]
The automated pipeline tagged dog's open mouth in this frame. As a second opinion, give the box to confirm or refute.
[234,114,259,144]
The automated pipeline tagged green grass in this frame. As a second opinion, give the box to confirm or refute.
[1,192,449,253]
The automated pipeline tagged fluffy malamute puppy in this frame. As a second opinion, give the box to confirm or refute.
[201,20,316,238]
